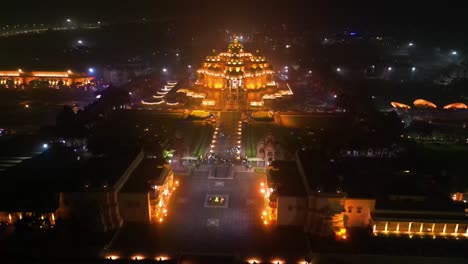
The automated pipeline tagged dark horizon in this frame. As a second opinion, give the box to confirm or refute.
[2,0,467,32]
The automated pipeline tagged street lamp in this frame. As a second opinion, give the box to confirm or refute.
[336,67,341,72]
[451,51,458,55]
[162,68,167,73]
[88,68,95,74]
[66,18,71,23]
[408,42,414,47]
[388,67,392,71]
[412,67,416,72]
[77,40,83,45]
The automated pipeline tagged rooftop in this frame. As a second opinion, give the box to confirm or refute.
[297,150,439,198]
[0,147,140,211]
[120,158,168,193]
[268,160,306,197]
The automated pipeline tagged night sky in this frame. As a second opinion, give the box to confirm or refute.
[2,0,467,39]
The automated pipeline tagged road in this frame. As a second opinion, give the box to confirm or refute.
[107,110,308,263]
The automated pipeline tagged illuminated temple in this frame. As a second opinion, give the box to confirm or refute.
[196,37,275,89]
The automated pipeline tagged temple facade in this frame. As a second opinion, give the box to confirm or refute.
[196,37,275,90]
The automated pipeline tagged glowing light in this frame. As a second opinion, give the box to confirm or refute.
[88,68,94,73]
[451,51,457,55]
[25,104,29,108]
[444,103,468,109]
[96,94,101,99]
[412,67,416,72]
[162,68,167,72]
[409,42,414,47]
[413,99,437,108]
[391,102,411,109]
[260,188,265,193]
[132,255,145,260]
[272,259,285,264]
[336,68,341,72]
[106,255,119,260]
[155,256,169,261]
[388,67,392,71]
[43,143,48,149]
[141,100,165,105]
[247,259,261,264]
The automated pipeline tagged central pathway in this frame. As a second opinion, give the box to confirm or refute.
[210,111,242,161]
[107,111,308,263]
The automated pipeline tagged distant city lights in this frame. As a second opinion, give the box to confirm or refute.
[336,68,341,72]
[42,143,48,149]
[66,18,71,23]
[408,42,414,47]
[388,67,392,71]
[162,68,167,73]
[412,67,416,72]
[77,40,83,45]
[451,51,458,55]
[88,68,95,74]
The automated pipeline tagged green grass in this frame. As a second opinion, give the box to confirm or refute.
[188,123,213,157]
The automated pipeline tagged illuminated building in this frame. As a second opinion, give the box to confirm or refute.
[256,133,282,165]
[196,37,275,89]
[0,70,93,87]
[118,158,175,223]
[295,151,468,240]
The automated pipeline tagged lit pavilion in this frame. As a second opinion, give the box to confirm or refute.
[196,37,275,90]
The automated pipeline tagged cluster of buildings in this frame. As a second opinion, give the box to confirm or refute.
[0,148,177,231]
[264,150,468,240]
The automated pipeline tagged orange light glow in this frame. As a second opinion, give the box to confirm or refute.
[272,259,285,264]
[247,258,261,264]
[131,255,145,260]
[390,101,411,109]
[443,102,468,109]
[155,255,169,261]
[260,188,265,193]
[413,99,437,108]
[106,255,119,260]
